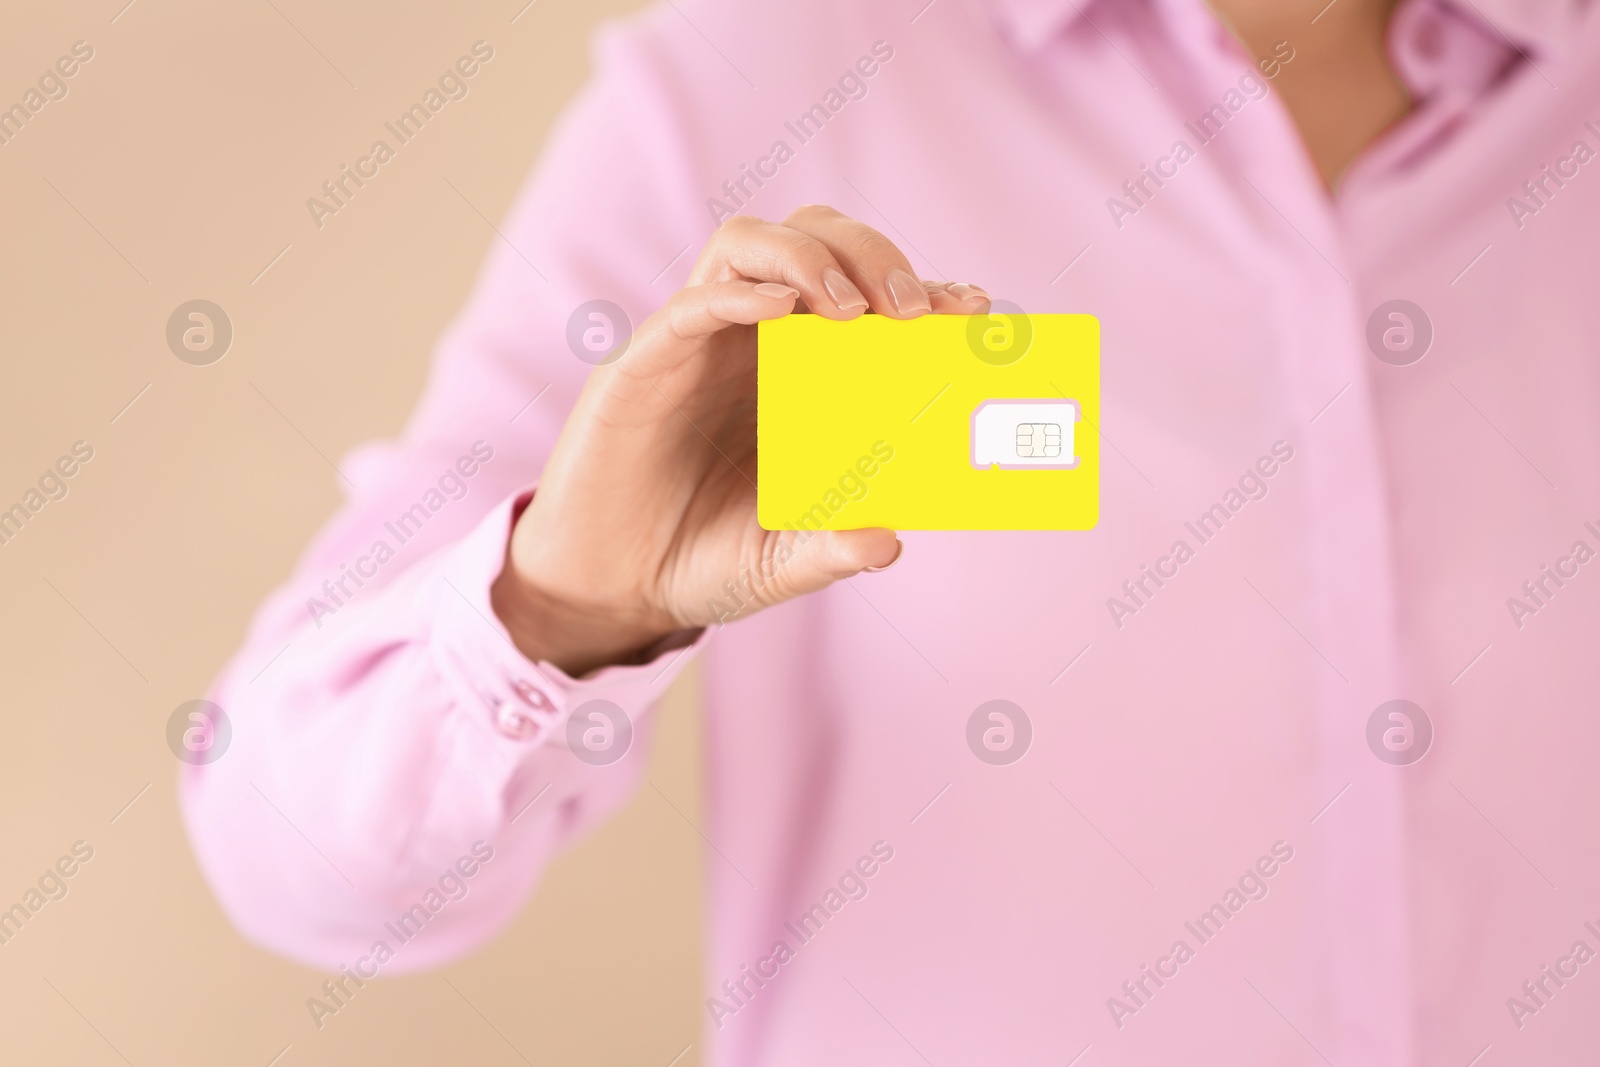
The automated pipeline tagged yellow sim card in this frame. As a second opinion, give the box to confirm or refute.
[757,312,1099,531]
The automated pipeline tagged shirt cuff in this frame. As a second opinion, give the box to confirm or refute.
[427,487,704,751]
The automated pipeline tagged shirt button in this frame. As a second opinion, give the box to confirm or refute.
[496,701,540,740]
[510,679,552,711]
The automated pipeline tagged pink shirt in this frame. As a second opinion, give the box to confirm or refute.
[182,0,1600,1061]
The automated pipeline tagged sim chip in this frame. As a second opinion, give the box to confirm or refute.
[1015,422,1062,457]
[971,400,1079,469]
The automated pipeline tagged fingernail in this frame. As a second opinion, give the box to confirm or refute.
[885,270,932,317]
[862,539,904,573]
[949,282,990,303]
[822,268,868,311]
[754,282,799,299]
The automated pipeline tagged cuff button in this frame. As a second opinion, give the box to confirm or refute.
[510,679,553,711]
[496,701,541,740]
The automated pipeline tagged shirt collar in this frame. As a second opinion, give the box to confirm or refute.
[1446,0,1589,58]
[986,0,1586,57]
[987,0,1102,51]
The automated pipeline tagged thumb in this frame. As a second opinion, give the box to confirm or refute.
[757,526,904,602]
[697,528,902,626]
[797,528,904,581]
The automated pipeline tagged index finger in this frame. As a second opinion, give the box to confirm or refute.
[782,204,989,319]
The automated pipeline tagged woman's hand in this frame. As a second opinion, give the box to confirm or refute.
[491,205,990,676]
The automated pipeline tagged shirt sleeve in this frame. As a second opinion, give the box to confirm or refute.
[179,10,716,974]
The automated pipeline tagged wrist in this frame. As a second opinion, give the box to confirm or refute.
[489,565,677,678]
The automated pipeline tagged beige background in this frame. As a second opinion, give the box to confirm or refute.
[0,1,707,1063]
